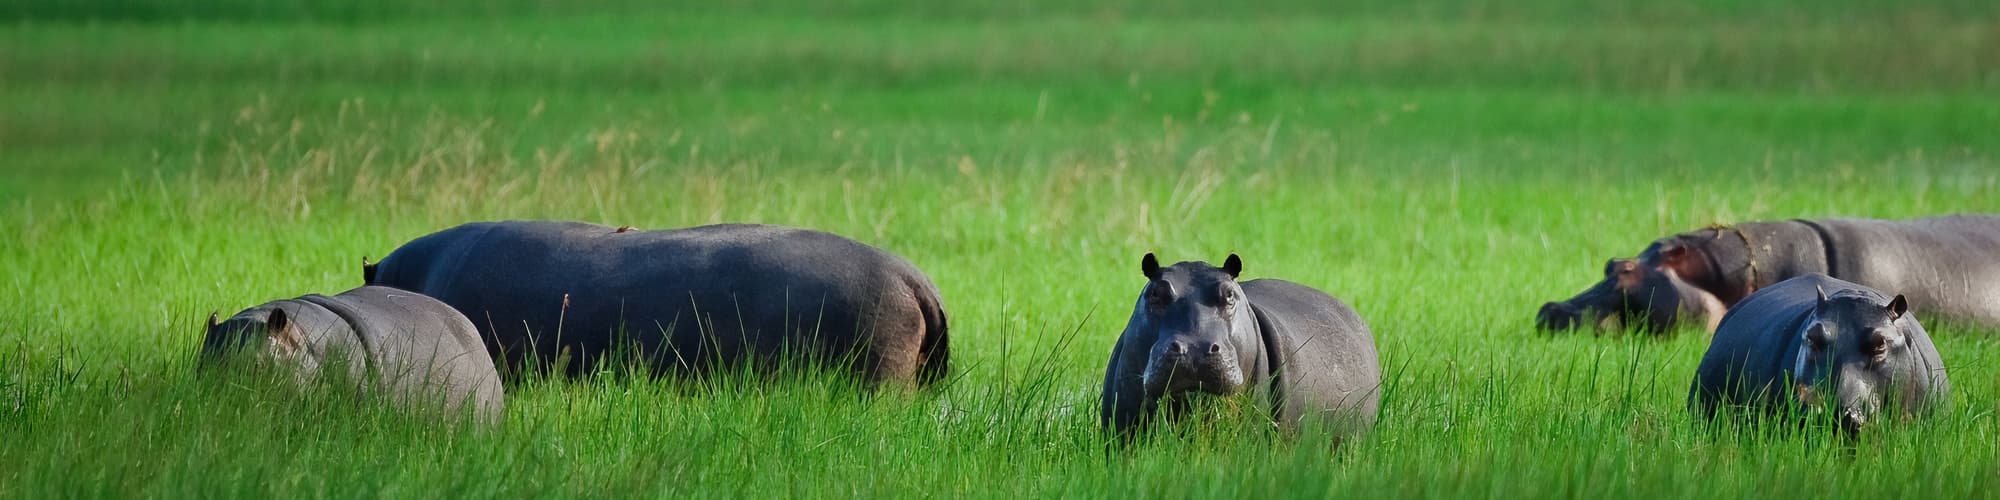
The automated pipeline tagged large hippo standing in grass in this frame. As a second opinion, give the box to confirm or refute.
[366,220,949,387]
[1100,254,1380,442]
[204,286,504,420]
[1538,214,2000,334]
[1689,274,1949,433]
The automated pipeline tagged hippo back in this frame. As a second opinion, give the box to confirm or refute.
[1242,279,1382,432]
[1815,215,2000,326]
[1689,274,1822,416]
[371,220,949,384]
[300,286,504,419]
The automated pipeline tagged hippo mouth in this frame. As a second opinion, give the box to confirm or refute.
[1141,357,1246,397]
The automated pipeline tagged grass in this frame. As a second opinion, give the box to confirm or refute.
[3,0,1999,497]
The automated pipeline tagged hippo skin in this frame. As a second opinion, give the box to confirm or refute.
[205,286,505,420]
[1101,254,1380,441]
[1689,274,1949,433]
[1540,214,2000,333]
[367,221,949,386]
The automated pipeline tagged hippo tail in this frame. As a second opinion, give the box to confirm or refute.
[914,280,951,387]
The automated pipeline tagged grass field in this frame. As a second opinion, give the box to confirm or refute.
[4,0,2000,497]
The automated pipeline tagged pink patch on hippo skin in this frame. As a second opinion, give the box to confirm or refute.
[1699,289,1728,333]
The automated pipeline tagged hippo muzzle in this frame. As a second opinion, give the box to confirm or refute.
[1536,302,1584,331]
[1140,335,1246,397]
[1796,372,1886,434]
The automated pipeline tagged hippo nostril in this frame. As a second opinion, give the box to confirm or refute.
[1166,341,1186,355]
[1207,343,1223,355]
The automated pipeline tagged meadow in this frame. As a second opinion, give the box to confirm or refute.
[3,0,1999,497]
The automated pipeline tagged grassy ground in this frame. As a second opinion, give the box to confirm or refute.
[4,0,1999,497]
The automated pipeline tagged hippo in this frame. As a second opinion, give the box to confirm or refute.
[366,220,949,387]
[1539,214,2000,333]
[1689,274,1949,433]
[204,286,505,420]
[1100,254,1381,442]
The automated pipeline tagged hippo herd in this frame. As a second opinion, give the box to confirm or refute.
[202,214,1999,439]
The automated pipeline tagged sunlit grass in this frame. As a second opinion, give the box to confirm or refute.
[3,0,1999,497]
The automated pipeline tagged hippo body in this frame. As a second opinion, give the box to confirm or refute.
[1689,274,1949,432]
[1540,214,2000,333]
[205,286,505,419]
[1100,254,1380,441]
[368,221,949,386]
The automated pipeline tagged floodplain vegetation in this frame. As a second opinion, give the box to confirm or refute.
[2,0,1997,497]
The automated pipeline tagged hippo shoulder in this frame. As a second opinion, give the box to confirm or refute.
[311,286,505,416]
[318,286,483,348]
[1240,279,1358,321]
[1707,274,1840,343]
[1240,278,1334,304]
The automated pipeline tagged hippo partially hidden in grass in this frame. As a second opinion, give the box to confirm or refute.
[367,220,949,387]
[1100,254,1380,441]
[1539,214,2000,334]
[205,286,504,420]
[1690,274,1949,433]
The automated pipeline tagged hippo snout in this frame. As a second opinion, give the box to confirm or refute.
[1162,339,1227,357]
[1537,302,1582,331]
[1142,337,1244,396]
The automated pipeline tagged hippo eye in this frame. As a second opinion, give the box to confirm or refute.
[1220,288,1239,307]
[1865,330,1889,358]
[1146,283,1173,307]
[1805,324,1828,352]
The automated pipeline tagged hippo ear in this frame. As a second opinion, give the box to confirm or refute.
[1887,294,1909,320]
[1222,254,1242,278]
[206,311,219,332]
[362,256,377,284]
[1660,243,1688,264]
[265,308,304,353]
[1815,285,1828,307]
[266,308,290,333]
[1141,253,1161,280]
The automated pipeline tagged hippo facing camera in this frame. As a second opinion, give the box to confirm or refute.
[1100,253,1380,443]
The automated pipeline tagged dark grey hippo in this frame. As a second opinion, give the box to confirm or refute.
[1100,254,1381,441]
[204,286,504,420]
[366,221,949,386]
[1689,274,1949,433]
[1539,214,2000,333]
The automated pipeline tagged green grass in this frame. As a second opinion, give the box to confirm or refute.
[4,0,1999,497]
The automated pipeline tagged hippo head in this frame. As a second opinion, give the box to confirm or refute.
[1793,289,1918,433]
[1537,254,1708,333]
[1133,253,1261,399]
[201,306,317,374]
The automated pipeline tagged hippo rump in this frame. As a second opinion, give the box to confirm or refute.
[1100,254,1381,441]
[366,220,949,386]
[204,286,505,420]
[1689,274,1949,432]
[1539,214,2000,333]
